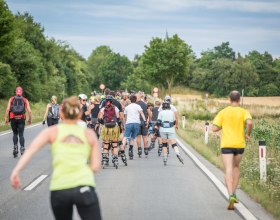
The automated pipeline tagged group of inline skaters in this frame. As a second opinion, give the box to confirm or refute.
[78,88,184,168]
[5,86,184,167]
[7,86,253,217]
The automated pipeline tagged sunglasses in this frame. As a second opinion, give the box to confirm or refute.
[82,99,87,101]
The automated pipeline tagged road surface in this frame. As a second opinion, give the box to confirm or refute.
[0,124,275,220]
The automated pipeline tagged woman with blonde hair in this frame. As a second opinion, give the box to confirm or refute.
[43,95,60,126]
[10,96,102,220]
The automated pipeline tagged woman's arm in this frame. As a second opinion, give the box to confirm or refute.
[43,104,50,122]
[10,127,54,189]
[86,129,101,172]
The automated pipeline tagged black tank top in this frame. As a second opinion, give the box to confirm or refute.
[152,107,159,121]
[91,104,100,118]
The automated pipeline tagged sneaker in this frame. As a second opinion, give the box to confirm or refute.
[232,193,239,203]
[227,195,237,210]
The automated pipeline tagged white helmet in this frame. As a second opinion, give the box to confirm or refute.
[78,94,87,100]
[164,95,171,103]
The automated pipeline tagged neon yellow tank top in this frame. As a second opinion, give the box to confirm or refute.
[50,123,95,191]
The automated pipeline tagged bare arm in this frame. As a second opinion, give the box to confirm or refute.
[147,109,152,123]
[245,119,253,141]
[119,112,125,126]
[10,127,54,189]
[140,110,146,121]
[25,99,32,124]
[43,104,50,121]
[5,98,12,123]
[116,111,120,118]
[85,104,93,116]
[212,124,221,132]
[85,129,101,172]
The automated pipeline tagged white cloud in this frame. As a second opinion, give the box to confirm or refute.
[139,0,280,13]
[49,26,280,59]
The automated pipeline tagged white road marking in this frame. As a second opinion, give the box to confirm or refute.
[0,123,41,137]
[24,175,48,191]
[176,138,257,220]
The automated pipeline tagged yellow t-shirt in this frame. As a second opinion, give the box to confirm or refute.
[50,124,95,191]
[213,106,252,148]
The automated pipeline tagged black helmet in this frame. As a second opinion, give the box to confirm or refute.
[162,101,171,110]
[105,95,113,103]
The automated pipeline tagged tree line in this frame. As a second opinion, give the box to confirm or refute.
[1,0,279,102]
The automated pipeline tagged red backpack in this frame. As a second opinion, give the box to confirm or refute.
[103,105,117,128]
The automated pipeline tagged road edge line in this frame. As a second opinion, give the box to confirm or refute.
[176,138,257,220]
[0,123,41,137]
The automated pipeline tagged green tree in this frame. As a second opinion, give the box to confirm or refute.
[198,42,235,69]
[0,62,17,98]
[97,53,133,90]
[15,12,46,54]
[0,0,17,62]
[231,54,259,96]
[246,51,276,96]
[141,34,193,95]
[211,58,233,96]
[87,46,113,89]
[8,39,43,101]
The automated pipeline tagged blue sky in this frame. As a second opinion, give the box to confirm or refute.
[5,0,280,60]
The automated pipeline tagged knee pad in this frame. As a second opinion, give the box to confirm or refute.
[163,143,168,148]
[172,143,177,149]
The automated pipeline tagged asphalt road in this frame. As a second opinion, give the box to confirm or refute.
[0,124,275,220]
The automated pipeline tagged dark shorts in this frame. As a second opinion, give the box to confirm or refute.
[221,148,245,155]
[138,122,148,136]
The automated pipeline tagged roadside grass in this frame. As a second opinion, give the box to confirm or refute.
[0,99,46,132]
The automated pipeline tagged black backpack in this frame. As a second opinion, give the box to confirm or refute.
[11,96,25,115]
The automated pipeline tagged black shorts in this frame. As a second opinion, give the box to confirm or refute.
[138,123,148,136]
[221,148,244,155]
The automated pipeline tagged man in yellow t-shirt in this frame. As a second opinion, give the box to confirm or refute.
[212,90,253,210]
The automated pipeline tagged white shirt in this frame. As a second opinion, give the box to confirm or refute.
[158,104,177,112]
[158,110,175,133]
[124,103,143,124]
